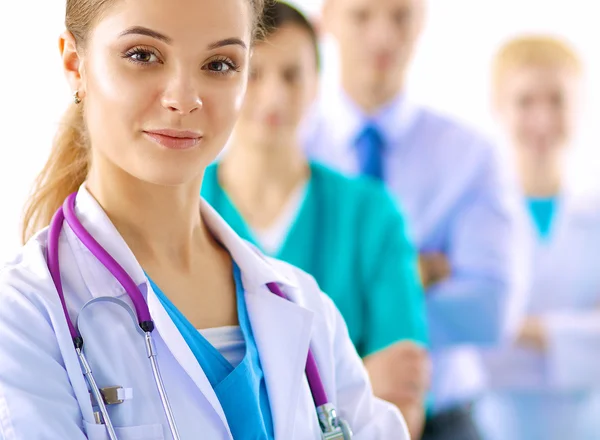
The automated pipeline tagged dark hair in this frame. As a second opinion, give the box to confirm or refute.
[261,1,320,70]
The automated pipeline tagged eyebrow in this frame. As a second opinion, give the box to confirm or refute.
[207,38,247,50]
[119,26,172,44]
[119,26,247,50]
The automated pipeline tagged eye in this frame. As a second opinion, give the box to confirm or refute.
[208,61,230,72]
[351,9,370,24]
[283,67,301,84]
[393,9,411,26]
[204,57,240,76]
[123,47,161,65]
[550,93,565,108]
[518,95,533,109]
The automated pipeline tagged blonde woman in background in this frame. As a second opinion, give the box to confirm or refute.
[475,35,600,440]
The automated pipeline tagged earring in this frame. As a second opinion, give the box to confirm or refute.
[73,90,82,105]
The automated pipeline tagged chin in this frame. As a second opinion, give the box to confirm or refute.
[365,68,400,90]
[252,130,287,149]
[132,156,212,189]
[522,143,557,159]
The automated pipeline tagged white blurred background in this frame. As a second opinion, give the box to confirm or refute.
[1,0,599,261]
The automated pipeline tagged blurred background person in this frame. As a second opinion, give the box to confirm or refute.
[201,2,430,436]
[474,35,600,440]
[303,0,527,438]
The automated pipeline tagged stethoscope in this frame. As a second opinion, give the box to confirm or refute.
[46,192,353,440]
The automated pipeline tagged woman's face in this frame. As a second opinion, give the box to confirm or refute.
[234,24,318,148]
[495,65,579,159]
[63,0,252,186]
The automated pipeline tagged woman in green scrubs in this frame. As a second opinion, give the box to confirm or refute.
[201,2,429,436]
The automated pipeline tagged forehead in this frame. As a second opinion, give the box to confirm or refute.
[253,26,314,61]
[503,66,578,90]
[91,0,252,46]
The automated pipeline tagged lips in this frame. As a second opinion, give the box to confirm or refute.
[143,129,203,150]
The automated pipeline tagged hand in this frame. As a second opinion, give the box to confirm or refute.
[364,342,430,439]
[516,316,547,351]
[363,341,431,405]
[397,402,426,440]
[419,252,451,288]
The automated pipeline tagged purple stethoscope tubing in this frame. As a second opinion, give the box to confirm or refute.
[47,192,331,411]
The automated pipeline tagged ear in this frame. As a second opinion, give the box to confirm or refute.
[59,31,86,100]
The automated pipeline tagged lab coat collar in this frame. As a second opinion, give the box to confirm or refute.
[70,184,298,301]
[320,86,420,152]
[69,185,313,436]
[522,182,600,245]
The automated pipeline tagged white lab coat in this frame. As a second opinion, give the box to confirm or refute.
[0,186,408,440]
[475,188,600,440]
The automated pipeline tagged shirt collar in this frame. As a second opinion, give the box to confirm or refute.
[71,184,297,299]
[322,87,420,152]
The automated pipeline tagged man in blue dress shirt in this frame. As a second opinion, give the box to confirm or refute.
[303,0,528,438]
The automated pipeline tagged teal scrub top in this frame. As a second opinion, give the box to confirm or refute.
[526,197,558,240]
[148,263,275,439]
[202,162,428,356]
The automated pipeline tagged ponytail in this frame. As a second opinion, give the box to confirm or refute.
[21,103,89,244]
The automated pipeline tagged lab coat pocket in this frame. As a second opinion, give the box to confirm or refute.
[84,420,165,440]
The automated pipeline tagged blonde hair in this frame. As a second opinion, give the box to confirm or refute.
[21,0,267,244]
[492,35,582,93]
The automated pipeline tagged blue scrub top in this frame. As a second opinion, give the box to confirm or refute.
[148,263,275,439]
[526,197,558,240]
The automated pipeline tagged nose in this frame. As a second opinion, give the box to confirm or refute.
[530,104,556,134]
[161,72,203,115]
[369,14,397,50]
[256,73,287,112]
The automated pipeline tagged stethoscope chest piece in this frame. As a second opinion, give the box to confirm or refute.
[318,403,353,439]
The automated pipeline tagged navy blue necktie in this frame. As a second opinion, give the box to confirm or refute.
[355,123,385,180]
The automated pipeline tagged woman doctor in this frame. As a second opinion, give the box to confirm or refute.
[201,2,429,437]
[0,0,409,438]
[475,35,600,440]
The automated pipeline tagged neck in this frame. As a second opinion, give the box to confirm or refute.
[222,133,308,193]
[218,134,309,227]
[86,155,212,271]
[341,70,405,114]
[518,150,564,198]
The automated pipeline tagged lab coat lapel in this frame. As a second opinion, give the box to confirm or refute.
[146,285,233,438]
[69,190,311,437]
[244,283,315,439]
[202,200,316,437]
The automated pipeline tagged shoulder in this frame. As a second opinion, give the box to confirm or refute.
[566,189,600,225]
[310,162,400,210]
[417,106,492,145]
[415,107,518,191]
[0,230,58,316]
[413,105,498,161]
[309,163,407,240]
